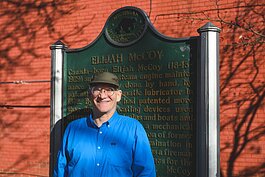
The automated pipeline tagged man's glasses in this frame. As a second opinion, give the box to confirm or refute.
[90,86,117,96]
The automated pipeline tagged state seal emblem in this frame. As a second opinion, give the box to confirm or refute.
[105,7,147,46]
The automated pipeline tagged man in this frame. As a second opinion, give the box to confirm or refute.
[54,72,156,177]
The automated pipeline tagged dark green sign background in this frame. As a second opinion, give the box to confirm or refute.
[63,7,198,177]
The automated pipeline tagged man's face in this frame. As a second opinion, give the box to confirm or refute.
[90,84,122,115]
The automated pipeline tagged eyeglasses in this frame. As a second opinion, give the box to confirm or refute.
[90,86,117,96]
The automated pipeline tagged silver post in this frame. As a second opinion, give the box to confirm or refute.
[197,22,221,177]
[50,40,66,130]
[50,40,67,176]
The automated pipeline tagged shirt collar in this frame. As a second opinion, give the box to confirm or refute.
[87,111,119,128]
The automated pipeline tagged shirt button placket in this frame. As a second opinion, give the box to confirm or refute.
[96,128,103,173]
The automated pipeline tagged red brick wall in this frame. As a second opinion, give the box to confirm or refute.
[0,0,264,177]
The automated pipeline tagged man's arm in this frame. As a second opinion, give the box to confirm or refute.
[132,123,156,177]
[53,126,70,177]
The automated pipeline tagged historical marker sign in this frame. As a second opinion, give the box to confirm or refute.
[50,6,220,177]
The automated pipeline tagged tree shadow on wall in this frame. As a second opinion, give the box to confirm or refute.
[0,0,93,176]
[0,0,91,76]
[151,0,265,177]
[217,1,265,177]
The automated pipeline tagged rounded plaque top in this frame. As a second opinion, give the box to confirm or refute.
[105,7,147,47]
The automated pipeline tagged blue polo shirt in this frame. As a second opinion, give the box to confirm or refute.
[53,111,156,177]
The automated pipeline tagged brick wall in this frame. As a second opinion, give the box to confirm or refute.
[0,0,264,177]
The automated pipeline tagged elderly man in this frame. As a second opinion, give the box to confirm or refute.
[54,72,156,177]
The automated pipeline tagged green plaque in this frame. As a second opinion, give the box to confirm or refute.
[63,6,198,177]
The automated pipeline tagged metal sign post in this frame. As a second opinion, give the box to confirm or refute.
[197,22,221,177]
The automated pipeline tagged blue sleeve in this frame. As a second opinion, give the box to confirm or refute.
[132,123,156,177]
[53,126,70,177]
